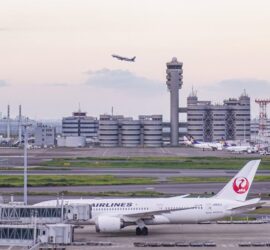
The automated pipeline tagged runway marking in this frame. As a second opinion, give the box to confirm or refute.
[163,147,174,156]
[160,147,166,154]
[102,149,108,157]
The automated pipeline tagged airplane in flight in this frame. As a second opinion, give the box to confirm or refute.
[112,54,136,62]
[36,160,262,236]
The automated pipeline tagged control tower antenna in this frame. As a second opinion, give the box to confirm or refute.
[255,99,270,137]
[166,57,183,146]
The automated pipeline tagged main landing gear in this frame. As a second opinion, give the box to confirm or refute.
[136,226,148,236]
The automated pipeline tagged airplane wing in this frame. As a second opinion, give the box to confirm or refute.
[122,206,194,220]
[173,194,190,198]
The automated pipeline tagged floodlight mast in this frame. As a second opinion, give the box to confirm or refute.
[22,123,31,205]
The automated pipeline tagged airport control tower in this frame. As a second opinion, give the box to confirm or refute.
[166,57,183,146]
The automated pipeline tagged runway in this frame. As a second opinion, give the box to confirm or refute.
[0,147,263,167]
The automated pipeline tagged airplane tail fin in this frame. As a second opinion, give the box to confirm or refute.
[183,136,192,145]
[183,136,189,142]
[215,160,260,202]
[132,56,136,61]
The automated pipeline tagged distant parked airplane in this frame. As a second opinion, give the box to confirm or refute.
[112,54,136,62]
[225,145,258,154]
[183,136,224,151]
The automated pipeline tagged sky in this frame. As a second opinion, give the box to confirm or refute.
[0,0,270,120]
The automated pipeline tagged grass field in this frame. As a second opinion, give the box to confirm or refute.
[249,207,270,214]
[169,175,270,183]
[0,175,156,187]
[0,174,270,187]
[42,157,270,170]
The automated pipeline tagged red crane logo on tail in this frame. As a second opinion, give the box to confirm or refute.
[233,177,249,194]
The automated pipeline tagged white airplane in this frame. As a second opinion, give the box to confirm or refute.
[112,54,136,62]
[35,160,262,236]
[225,145,258,154]
[183,136,224,151]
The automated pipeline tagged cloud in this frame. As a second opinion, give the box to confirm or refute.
[203,78,270,99]
[45,83,70,87]
[0,80,8,87]
[85,68,163,94]
[0,28,16,32]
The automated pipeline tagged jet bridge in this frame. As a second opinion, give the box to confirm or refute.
[0,223,72,246]
[0,203,91,224]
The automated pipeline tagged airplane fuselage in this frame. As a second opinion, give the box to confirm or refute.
[36,197,248,225]
[193,142,223,151]
[226,146,254,153]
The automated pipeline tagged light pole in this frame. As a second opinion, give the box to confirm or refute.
[22,124,31,205]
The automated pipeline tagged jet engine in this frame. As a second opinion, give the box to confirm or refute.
[95,216,124,233]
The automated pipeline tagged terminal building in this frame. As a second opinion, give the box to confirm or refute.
[98,115,124,147]
[187,90,251,142]
[34,123,56,147]
[62,111,99,142]
[99,115,163,147]
[139,115,163,147]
